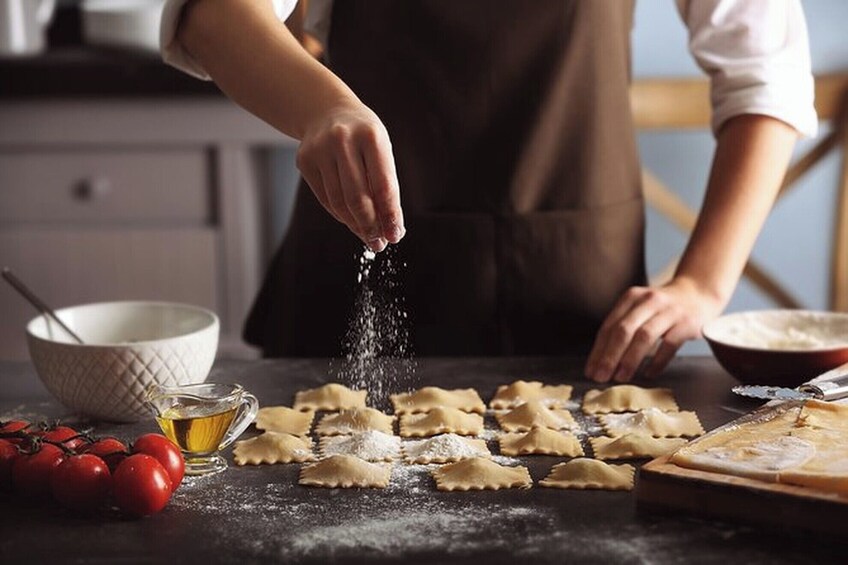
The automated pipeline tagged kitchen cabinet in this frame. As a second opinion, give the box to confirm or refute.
[0,61,295,360]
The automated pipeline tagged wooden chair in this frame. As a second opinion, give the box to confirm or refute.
[631,75,848,311]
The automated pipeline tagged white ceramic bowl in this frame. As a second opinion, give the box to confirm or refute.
[26,301,219,423]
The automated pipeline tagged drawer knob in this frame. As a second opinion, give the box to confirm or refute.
[74,177,113,201]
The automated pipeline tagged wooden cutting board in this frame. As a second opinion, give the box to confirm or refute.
[636,451,848,536]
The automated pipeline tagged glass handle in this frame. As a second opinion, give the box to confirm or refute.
[218,392,259,451]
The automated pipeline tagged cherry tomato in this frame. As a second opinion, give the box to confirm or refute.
[113,454,172,517]
[132,434,184,492]
[12,443,65,498]
[50,454,112,512]
[0,439,19,491]
[0,420,31,446]
[80,438,129,472]
[42,425,86,451]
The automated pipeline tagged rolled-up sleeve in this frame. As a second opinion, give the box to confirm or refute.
[676,0,817,137]
[160,0,298,80]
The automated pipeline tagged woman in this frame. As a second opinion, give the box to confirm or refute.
[161,0,816,382]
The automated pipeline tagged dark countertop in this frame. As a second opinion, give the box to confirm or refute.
[0,46,222,98]
[0,357,839,564]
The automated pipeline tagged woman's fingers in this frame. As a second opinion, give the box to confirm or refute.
[586,287,656,382]
[611,309,677,382]
[296,107,405,250]
[358,129,405,243]
[585,278,721,384]
[336,136,386,251]
[644,339,682,379]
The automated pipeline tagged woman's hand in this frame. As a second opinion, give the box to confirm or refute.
[296,104,405,252]
[584,277,725,383]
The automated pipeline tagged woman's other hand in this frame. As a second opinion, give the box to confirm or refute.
[297,104,405,252]
[584,276,724,383]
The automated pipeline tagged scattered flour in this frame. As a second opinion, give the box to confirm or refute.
[320,430,401,461]
[171,469,560,562]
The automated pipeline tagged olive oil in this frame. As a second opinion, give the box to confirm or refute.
[156,404,238,455]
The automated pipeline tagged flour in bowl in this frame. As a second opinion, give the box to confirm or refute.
[706,311,848,351]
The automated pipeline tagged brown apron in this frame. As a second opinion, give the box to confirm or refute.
[244,0,646,357]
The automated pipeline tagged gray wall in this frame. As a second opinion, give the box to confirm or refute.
[270,0,848,354]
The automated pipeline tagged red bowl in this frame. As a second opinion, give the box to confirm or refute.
[702,310,848,387]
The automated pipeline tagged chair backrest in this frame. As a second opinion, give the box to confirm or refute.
[631,75,848,311]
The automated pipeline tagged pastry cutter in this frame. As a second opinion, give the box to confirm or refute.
[732,360,848,402]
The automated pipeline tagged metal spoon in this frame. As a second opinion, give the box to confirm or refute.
[2,267,85,344]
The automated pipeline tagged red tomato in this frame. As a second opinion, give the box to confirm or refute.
[132,434,184,492]
[42,425,86,451]
[12,443,65,498]
[0,420,31,446]
[0,439,19,491]
[79,438,129,472]
[50,454,112,512]
[113,454,172,517]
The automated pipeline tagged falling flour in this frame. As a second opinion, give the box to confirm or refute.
[337,246,415,408]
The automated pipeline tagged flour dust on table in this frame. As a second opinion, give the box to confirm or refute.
[336,246,416,407]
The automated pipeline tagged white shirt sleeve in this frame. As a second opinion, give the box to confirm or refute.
[676,0,817,137]
[159,0,299,80]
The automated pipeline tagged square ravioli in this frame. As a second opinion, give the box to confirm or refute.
[233,432,314,465]
[316,407,395,436]
[294,383,367,412]
[540,458,634,490]
[498,428,584,457]
[399,407,484,437]
[403,434,491,464]
[431,458,532,491]
[299,454,392,488]
[582,385,678,414]
[319,430,401,462]
[599,408,704,438]
[390,386,485,414]
[255,406,314,436]
[495,400,578,432]
[590,433,688,460]
[489,380,573,410]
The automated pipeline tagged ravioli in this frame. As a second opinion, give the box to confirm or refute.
[582,385,678,414]
[431,457,532,491]
[391,387,485,414]
[293,383,367,412]
[489,380,573,410]
[233,432,314,465]
[539,458,634,490]
[299,454,391,488]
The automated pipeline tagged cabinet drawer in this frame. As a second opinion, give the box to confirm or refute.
[0,228,219,360]
[0,149,210,225]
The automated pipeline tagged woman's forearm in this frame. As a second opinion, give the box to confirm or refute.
[177,0,357,140]
[586,113,798,382]
[674,114,798,303]
[175,0,405,249]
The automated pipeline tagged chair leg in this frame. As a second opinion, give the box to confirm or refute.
[833,132,848,311]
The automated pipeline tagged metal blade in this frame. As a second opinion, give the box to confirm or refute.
[731,385,813,401]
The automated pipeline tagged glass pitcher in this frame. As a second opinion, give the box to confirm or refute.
[146,382,258,476]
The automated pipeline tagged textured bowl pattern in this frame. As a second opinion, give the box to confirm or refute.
[26,303,218,423]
